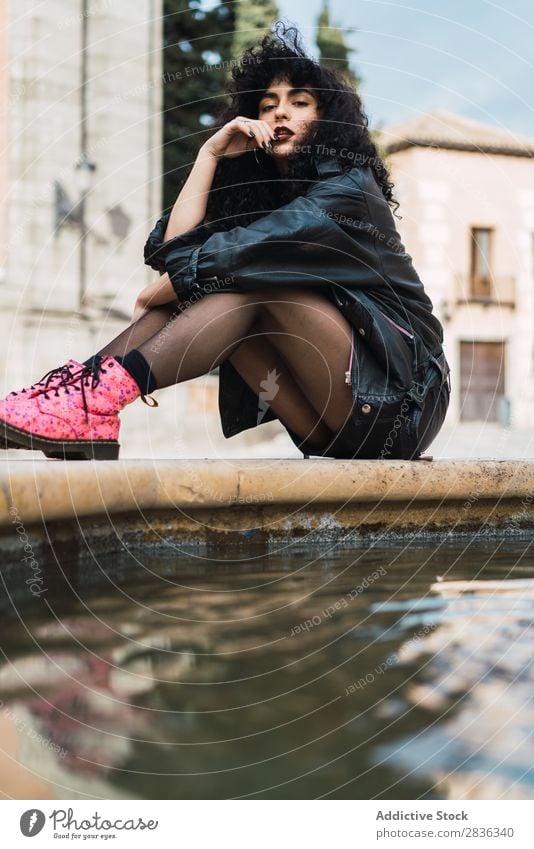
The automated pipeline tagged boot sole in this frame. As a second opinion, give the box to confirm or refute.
[1,438,24,449]
[0,420,120,460]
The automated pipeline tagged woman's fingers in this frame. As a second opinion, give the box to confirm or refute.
[235,118,258,152]
[260,119,278,146]
[236,118,256,140]
[251,120,271,151]
[236,118,275,152]
[258,119,276,151]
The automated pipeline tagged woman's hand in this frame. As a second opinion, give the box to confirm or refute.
[132,301,150,322]
[202,117,278,160]
[132,272,177,322]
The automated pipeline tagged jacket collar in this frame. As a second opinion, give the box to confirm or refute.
[312,156,344,179]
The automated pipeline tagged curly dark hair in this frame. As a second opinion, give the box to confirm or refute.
[203,20,399,231]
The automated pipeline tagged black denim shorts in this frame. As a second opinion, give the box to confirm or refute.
[285,351,451,460]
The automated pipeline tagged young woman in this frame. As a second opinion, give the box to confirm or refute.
[0,23,450,461]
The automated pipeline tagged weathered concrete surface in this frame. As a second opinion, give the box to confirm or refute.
[0,460,533,547]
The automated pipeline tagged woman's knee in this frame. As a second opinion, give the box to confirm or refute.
[253,285,330,306]
[254,287,344,329]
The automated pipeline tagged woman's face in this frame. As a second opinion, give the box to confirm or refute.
[258,77,319,165]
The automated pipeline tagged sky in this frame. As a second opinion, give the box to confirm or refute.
[272,0,534,137]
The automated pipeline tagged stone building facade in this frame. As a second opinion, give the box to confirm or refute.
[1,0,161,354]
[377,109,534,428]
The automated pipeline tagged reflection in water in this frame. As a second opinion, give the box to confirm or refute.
[376,574,534,799]
[0,539,533,799]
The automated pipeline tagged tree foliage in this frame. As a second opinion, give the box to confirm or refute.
[162,0,236,209]
[316,0,360,90]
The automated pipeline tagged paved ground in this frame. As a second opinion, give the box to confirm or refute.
[1,424,533,462]
[428,424,534,460]
[238,423,534,461]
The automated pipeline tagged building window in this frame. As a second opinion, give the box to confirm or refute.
[470,227,493,299]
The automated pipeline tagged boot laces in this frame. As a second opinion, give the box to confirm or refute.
[40,356,158,421]
[39,359,108,422]
[8,361,83,398]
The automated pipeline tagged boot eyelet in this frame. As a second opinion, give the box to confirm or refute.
[361,403,372,414]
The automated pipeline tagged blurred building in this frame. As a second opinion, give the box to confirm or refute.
[0,0,162,366]
[378,109,534,427]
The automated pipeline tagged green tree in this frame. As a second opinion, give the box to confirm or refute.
[162,0,236,210]
[231,0,279,62]
[316,0,360,90]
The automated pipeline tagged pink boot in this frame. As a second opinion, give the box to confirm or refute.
[4,359,86,400]
[0,359,86,449]
[0,356,157,460]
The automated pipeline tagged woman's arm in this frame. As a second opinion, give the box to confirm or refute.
[163,113,275,241]
[134,114,273,318]
[133,143,219,318]
[163,143,219,242]
[130,272,175,321]
[156,176,376,298]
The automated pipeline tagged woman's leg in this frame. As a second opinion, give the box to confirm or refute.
[243,288,355,434]
[227,332,334,449]
[130,286,355,449]
[0,286,355,458]
[92,301,184,359]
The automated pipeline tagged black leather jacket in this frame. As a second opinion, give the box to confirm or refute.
[144,156,450,441]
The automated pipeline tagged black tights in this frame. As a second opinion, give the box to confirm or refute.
[94,286,355,451]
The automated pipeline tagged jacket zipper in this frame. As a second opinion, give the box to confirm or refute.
[379,309,414,339]
[344,311,414,386]
[345,327,354,385]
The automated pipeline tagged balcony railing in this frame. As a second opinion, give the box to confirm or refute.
[453,273,516,307]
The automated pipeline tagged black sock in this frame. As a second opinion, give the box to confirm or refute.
[82,351,157,395]
[83,355,102,368]
[114,350,158,395]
